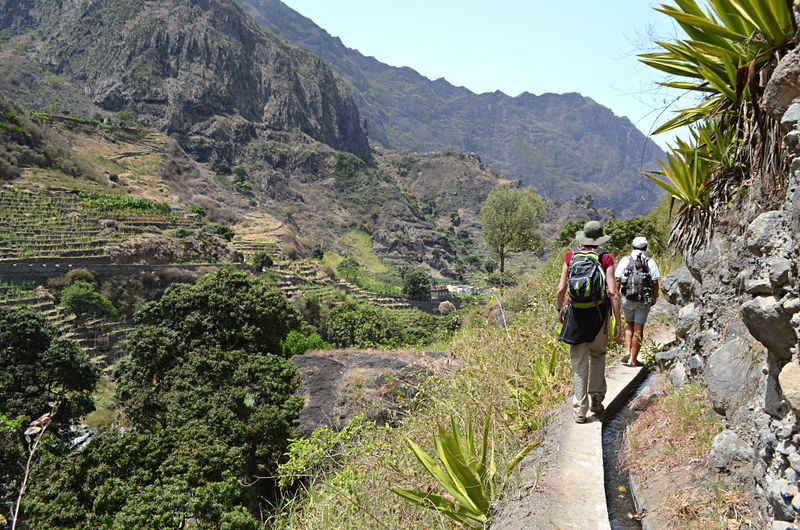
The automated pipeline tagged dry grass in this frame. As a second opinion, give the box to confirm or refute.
[621,381,756,528]
[274,259,572,529]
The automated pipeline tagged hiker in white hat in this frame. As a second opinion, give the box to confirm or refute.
[614,236,661,367]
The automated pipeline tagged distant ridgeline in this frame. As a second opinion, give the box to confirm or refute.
[237,0,665,217]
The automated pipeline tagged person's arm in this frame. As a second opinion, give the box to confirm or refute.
[605,265,621,341]
[651,279,659,304]
[556,261,569,312]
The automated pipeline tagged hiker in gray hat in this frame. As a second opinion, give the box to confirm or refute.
[556,220,622,423]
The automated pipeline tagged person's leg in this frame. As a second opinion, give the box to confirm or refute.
[624,322,634,358]
[587,322,608,412]
[629,301,652,366]
[569,343,590,420]
[621,298,634,362]
[630,322,645,366]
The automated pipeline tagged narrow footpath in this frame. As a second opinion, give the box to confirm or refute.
[492,362,648,529]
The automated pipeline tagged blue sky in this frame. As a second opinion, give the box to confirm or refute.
[279,0,693,150]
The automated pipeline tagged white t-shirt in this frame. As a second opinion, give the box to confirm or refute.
[614,249,661,281]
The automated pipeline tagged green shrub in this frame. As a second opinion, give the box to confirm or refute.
[398,265,430,301]
[60,280,118,318]
[325,301,402,348]
[280,330,331,357]
[209,224,235,242]
[252,251,273,271]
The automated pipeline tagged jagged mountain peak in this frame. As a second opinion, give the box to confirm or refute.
[237,0,665,217]
[0,0,371,163]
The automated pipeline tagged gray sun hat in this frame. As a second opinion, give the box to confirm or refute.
[575,220,611,246]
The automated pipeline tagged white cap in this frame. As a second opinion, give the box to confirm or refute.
[632,236,648,249]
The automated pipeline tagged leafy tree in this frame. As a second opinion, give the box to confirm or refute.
[312,244,325,260]
[337,257,360,282]
[0,307,98,429]
[25,427,262,529]
[189,204,207,217]
[127,269,304,357]
[209,223,235,242]
[60,280,118,319]
[554,219,587,248]
[0,307,98,513]
[398,265,431,301]
[604,216,663,257]
[251,251,274,271]
[97,269,307,521]
[117,110,135,125]
[480,186,545,276]
[325,301,402,348]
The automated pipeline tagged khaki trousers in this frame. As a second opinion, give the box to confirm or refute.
[569,321,608,417]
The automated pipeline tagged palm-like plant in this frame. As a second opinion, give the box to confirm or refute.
[640,0,795,251]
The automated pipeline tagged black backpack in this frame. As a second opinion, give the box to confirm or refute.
[567,248,607,309]
[622,253,653,302]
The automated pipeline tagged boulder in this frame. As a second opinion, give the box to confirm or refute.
[779,362,800,414]
[660,265,701,305]
[741,296,796,359]
[676,303,699,339]
[706,337,761,416]
[764,49,800,120]
[770,257,793,288]
[708,429,752,469]
[745,211,783,257]
[685,242,722,283]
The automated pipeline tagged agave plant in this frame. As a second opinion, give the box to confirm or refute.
[392,408,536,528]
[640,0,795,251]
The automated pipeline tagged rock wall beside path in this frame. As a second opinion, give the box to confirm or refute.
[658,50,800,526]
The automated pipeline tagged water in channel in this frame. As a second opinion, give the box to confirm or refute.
[603,373,652,529]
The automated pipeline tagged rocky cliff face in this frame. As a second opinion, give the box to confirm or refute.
[237,0,664,217]
[0,0,370,163]
[658,45,800,526]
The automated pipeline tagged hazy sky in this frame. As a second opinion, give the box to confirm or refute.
[279,0,693,150]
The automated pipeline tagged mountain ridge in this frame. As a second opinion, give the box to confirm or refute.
[237,0,665,217]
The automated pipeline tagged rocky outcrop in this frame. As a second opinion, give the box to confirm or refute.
[657,48,800,525]
[237,0,665,217]
[0,0,370,163]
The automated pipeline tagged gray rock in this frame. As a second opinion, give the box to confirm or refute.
[766,477,799,521]
[788,452,800,473]
[685,242,722,283]
[770,258,793,287]
[741,296,796,359]
[780,362,800,414]
[783,297,800,314]
[655,347,679,368]
[709,429,753,468]
[746,211,783,257]
[782,101,800,133]
[660,265,702,306]
[766,356,788,419]
[676,303,699,340]
[706,337,760,417]
[764,49,800,120]
[786,467,798,483]
[670,362,688,387]
[746,277,774,295]
[770,519,796,530]
[687,355,703,371]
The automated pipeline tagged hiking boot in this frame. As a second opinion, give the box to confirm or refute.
[574,414,587,424]
[590,396,605,415]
